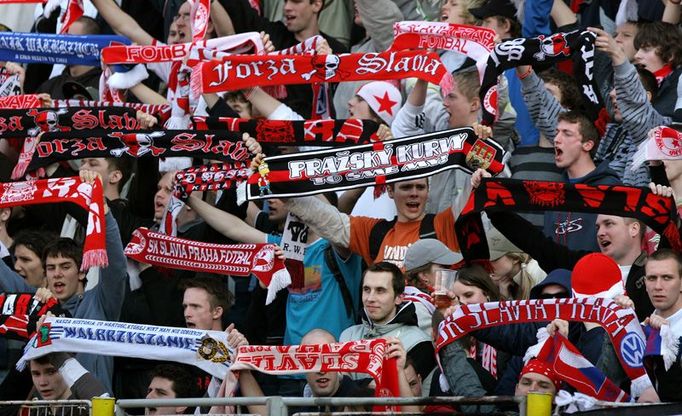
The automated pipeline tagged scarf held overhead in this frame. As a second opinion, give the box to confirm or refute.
[159,162,251,236]
[101,32,264,64]
[125,227,291,305]
[17,317,234,378]
[437,297,651,397]
[0,293,61,340]
[190,50,447,95]
[191,117,380,146]
[0,32,130,66]
[0,107,145,138]
[631,126,682,169]
[12,130,249,179]
[246,127,505,200]
[455,178,682,261]
[392,21,495,83]
[0,177,106,269]
[232,339,400,411]
[0,94,43,109]
[479,30,601,125]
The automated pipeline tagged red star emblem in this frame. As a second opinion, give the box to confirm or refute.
[373,92,397,116]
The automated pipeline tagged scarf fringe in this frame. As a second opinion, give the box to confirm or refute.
[265,268,292,305]
[81,248,109,271]
[108,64,149,90]
[660,324,680,371]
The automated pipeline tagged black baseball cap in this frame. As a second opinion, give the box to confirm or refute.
[62,81,97,100]
[469,0,517,20]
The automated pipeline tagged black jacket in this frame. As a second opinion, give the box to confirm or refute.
[490,211,654,321]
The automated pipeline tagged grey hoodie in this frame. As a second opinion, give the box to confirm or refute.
[0,211,127,393]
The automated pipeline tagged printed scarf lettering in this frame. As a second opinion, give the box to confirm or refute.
[247,127,505,200]
[479,30,601,125]
[232,339,400,411]
[17,316,234,379]
[437,297,651,397]
[13,130,250,179]
[0,107,144,139]
[0,32,130,66]
[125,227,291,304]
[191,50,447,95]
[0,177,106,269]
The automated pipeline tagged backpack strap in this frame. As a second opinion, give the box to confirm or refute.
[324,245,357,322]
[368,217,397,263]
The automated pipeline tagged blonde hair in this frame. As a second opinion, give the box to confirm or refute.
[504,252,534,300]
[458,0,485,24]
[452,69,481,103]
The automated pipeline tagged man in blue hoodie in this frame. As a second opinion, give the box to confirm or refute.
[544,111,620,251]
[0,171,127,393]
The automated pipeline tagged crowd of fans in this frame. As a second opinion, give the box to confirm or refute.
[0,0,681,414]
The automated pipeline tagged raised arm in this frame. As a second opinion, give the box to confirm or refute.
[286,196,351,248]
[91,0,155,45]
[187,195,267,243]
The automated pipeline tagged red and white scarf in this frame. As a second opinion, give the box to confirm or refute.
[392,21,495,88]
[528,332,630,402]
[437,297,652,398]
[632,126,682,169]
[0,94,43,109]
[231,339,400,411]
[191,50,447,96]
[653,64,673,86]
[0,177,107,269]
[125,227,290,304]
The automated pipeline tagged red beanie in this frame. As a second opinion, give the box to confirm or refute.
[571,253,625,299]
[520,358,562,391]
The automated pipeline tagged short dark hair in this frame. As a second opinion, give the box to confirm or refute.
[636,67,658,96]
[42,238,82,270]
[74,16,101,35]
[647,248,682,277]
[557,111,600,157]
[11,230,57,260]
[181,276,233,312]
[363,261,405,298]
[539,69,584,111]
[492,16,521,38]
[150,364,198,399]
[106,157,135,193]
[634,22,682,67]
[456,264,501,301]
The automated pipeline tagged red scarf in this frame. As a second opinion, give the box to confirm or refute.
[0,293,61,340]
[0,94,43,109]
[653,64,673,86]
[231,339,400,411]
[59,0,84,34]
[191,50,446,95]
[437,298,652,397]
[0,177,107,269]
[125,227,290,304]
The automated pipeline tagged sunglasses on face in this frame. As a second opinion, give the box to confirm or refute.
[538,291,570,300]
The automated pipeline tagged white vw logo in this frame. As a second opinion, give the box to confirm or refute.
[620,333,645,367]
